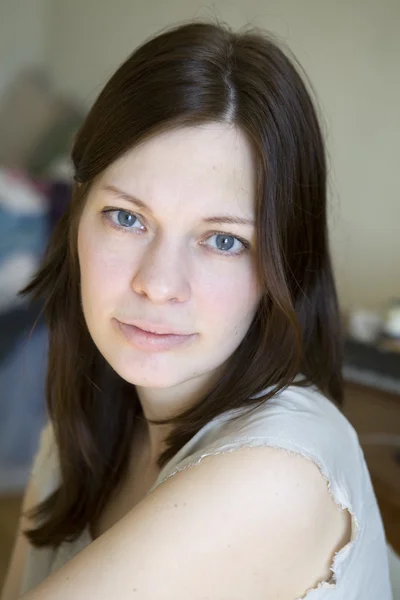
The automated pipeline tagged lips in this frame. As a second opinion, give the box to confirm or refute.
[137,327,170,335]
[123,319,192,336]
[114,320,196,352]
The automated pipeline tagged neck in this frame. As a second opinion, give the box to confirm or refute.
[133,362,228,462]
[134,411,171,464]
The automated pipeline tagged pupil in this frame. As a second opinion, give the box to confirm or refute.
[216,234,234,251]
[118,211,134,227]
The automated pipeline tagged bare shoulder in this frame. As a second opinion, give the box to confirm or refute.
[21,445,352,600]
[144,445,352,598]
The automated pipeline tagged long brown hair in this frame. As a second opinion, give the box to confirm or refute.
[22,19,343,547]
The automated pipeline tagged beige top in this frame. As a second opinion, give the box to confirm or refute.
[20,383,393,599]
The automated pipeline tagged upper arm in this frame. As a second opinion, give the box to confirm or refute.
[1,477,38,600]
[20,446,352,600]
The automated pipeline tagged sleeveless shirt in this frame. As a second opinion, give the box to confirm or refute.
[19,382,393,599]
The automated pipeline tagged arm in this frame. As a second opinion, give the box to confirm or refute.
[1,477,38,600]
[20,446,351,600]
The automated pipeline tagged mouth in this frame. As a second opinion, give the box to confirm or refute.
[114,320,196,352]
[124,319,192,336]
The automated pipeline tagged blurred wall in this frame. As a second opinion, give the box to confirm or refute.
[5,0,400,311]
[0,0,48,98]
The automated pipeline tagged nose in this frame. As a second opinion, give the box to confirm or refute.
[130,235,191,304]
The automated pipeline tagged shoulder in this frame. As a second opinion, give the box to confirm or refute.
[143,384,355,595]
[156,383,360,493]
[163,438,344,520]
[21,401,352,599]
[218,383,356,443]
[146,442,351,599]
[222,383,359,458]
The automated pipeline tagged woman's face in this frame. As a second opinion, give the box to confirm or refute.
[78,123,262,392]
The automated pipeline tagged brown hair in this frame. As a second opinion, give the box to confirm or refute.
[22,19,343,547]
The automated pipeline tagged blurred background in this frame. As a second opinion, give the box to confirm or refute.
[0,0,399,595]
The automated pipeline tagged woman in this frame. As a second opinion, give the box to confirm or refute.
[1,20,392,600]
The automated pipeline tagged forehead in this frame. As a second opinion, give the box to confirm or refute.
[98,123,257,215]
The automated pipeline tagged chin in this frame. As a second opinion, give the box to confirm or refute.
[110,359,190,389]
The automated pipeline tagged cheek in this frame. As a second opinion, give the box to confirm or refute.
[78,222,132,310]
[197,261,261,332]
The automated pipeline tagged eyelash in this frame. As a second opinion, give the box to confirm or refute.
[100,207,251,257]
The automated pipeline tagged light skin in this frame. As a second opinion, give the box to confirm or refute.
[77,123,262,461]
[5,123,352,600]
[17,447,351,600]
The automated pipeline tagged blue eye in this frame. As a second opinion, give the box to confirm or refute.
[205,233,248,256]
[214,234,236,252]
[102,209,143,230]
[116,210,137,227]
[101,208,250,256]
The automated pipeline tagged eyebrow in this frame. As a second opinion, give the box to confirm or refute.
[101,184,255,227]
